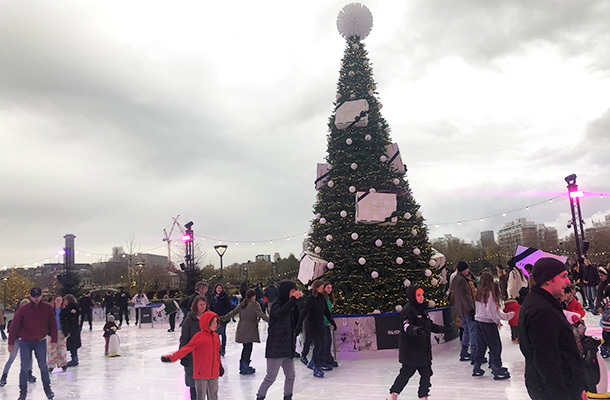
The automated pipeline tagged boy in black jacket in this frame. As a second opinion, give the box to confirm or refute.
[387,286,444,400]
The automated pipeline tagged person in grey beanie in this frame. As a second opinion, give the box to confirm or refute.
[518,257,586,400]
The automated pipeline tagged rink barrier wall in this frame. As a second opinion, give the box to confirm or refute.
[332,305,458,354]
[3,303,184,328]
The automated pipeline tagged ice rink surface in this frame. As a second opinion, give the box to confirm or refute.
[0,312,604,399]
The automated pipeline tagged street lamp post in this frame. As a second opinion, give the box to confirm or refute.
[214,245,228,283]
[565,174,587,259]
[2,277,8,310]
[136,262,144,291]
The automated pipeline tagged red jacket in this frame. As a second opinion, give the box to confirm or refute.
[165,311,221,379]
[8,300,58,345]
[503,299,520,327]
[565,298,585,318]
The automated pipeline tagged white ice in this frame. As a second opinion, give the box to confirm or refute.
[0,312,604,400]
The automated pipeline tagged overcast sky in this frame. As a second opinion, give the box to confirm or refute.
[2,1,609,269]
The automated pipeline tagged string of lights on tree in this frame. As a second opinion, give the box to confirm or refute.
[2,191,608,270]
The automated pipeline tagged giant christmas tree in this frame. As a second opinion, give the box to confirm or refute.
[307,3,445,315]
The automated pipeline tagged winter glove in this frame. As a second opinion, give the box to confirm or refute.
[414,326,424,336]
[219,364,225,377]
[161,356,171,363]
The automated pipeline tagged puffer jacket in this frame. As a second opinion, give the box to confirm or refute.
[398,286,444,366]
[166,311,221,379]
[265,281,300,359]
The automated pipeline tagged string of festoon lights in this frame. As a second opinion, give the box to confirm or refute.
[4,192,608,270]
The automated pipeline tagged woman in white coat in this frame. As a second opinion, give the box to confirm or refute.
[506,260,528,300]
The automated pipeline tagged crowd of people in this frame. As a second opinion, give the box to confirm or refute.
[3,256,609,400]
[435,256,610,400]
[161,279,340,400]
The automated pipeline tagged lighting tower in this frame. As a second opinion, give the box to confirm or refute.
[565,174,587,259]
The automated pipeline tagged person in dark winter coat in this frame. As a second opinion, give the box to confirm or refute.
[115,287,131,326]
[219,289,269,374]
[450,261,477,362]
[582,257,600,313]
[256,280,302,400]
[519,258,586,400]
[386,286,444,400]
[102,291,116,318]
[182,281,210,316]
[179,295,207,400]
[263,281,279,310]
[210,283,233,357]
[60,294,81,368]
[296,280,337,378]
[595,267,609,312]
[78,291,93,331]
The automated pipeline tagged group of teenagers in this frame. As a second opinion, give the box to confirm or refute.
[391,256,601,400]
[161,279,339,400]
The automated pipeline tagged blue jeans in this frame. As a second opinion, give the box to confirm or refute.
[474,321,502,369]
[459,316,477,358]
[19,339,50,389]
[217,321,227,354]
[586,286,598,309]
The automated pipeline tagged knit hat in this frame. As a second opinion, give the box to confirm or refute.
[531,258,567,286]
[456,261,469,272]
[30,287,42,297]
[107,314,115,321]
[600,267,608,276]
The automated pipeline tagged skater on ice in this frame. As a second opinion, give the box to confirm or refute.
[387,286,444,400]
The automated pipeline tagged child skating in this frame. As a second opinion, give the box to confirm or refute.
[387,286,444,400]
[161,311,223,400]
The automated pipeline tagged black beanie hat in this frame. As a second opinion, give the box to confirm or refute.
[457,261,469,272]
[531,258,567,286]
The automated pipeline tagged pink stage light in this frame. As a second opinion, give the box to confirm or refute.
[569,190,584,198]
[181,234,192,242]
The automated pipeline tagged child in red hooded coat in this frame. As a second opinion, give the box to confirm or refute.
[161,311,223,400]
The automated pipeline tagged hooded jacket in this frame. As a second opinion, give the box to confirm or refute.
[166,311,221,380]
[398,286,444,366]
[265,281,300,359]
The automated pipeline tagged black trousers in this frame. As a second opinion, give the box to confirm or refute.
[240,342,253,362]
[301,330,313,358]
[80,309,92,330]
[389,364,433,398]
[168,313,176,330]
[118,306,129,324]
[310,333,323,368]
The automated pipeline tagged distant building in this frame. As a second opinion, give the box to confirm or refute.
[110,247,168,268]
[273,252,281,263]
[498,218,538,251]
[586,214,610,234]
[480,230,496,247]
[537,224,559,251]
[255,254,271,262]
